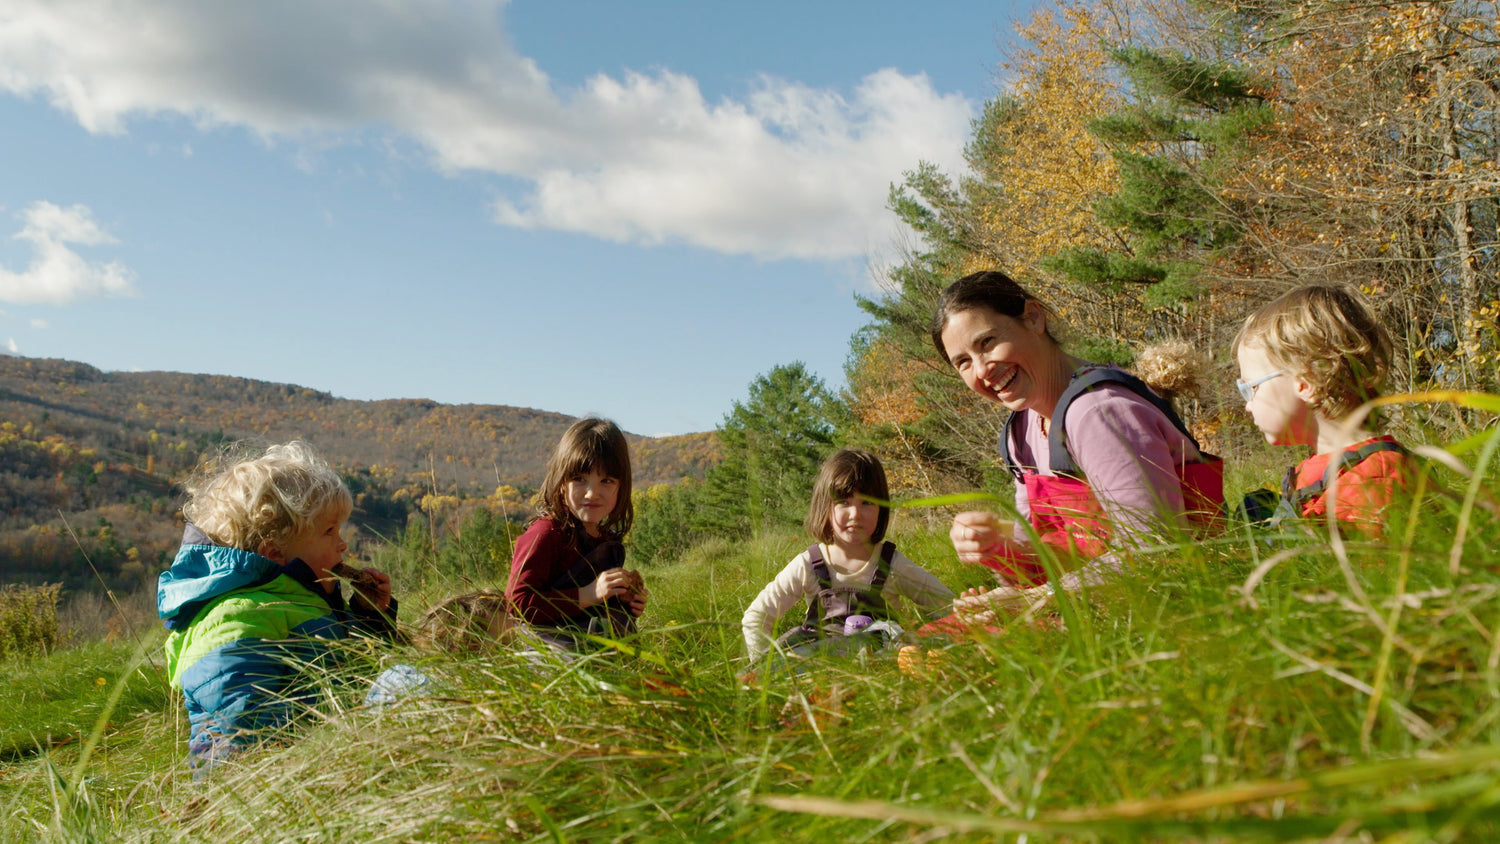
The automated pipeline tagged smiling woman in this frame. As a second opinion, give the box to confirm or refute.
[927,271,1224,626]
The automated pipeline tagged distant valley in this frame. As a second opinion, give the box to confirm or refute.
[0,354,719,592]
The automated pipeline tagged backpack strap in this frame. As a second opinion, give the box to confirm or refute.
[1282,439,1409,512]
[1048,366,1201,480]
[999,412,1024,481]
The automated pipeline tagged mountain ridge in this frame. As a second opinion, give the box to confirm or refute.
[0,353,720,591]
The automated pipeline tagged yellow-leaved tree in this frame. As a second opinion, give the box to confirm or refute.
[853,1,1131,489]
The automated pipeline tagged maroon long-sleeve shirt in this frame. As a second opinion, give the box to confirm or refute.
[505,517,623,628]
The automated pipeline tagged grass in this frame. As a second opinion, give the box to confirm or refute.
[0,637,169,762]
[3,430,1500,841]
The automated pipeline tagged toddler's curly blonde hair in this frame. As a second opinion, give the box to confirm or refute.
[182,440,352,554]
[1233,284,1393,420]
[1132,339,1205,404]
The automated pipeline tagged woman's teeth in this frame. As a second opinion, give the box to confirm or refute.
[985,367,1017,393]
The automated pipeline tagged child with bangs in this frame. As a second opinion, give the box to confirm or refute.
[157,440,398,777]
[505,417,647,652]
[742,449,953,665]
[1233,284,1411,528]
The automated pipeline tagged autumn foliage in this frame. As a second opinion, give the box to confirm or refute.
[850,0,1500,491]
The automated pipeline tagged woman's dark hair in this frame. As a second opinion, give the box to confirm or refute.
[806,449,891,544]
[930,270,1058,361]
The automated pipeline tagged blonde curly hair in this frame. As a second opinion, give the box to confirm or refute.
[1233,285,1393,420]
[182,440,352,554]
[1132,340,1206,403]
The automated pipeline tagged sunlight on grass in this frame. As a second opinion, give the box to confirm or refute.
[1,394,1498,842]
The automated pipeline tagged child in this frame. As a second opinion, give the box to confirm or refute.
[1233,284,1410,527]
[156,441,398,776]
[742,449,954,663]
[364,590,515,708]
[505,417,647,651]
[410,589,515,653]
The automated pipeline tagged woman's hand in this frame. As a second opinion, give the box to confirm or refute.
[950,511,1023,565]
[951,586,988,617]
[628,582,649,617]
[581,568,632,609]
[952,585,1032,620]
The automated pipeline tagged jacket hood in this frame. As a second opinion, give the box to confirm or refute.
[157,524,281,629]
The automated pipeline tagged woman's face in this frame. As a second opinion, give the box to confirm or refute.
[939,303,1055,413]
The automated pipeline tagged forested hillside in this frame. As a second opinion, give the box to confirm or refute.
[0,354,718,592]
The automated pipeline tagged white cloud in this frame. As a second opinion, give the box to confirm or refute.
[0,202,138,305]
[29,318,47,329]
[6,338,16,353]
[0,1,974,262]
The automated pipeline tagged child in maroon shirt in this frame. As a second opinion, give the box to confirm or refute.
[506,418,646,651]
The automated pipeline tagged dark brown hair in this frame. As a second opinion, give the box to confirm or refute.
[805,449,890,544]
[538,417,633,538]
[930,270,1060,361]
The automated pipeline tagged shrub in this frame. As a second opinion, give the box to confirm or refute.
[629,479,707,565]
[0,583,62,660]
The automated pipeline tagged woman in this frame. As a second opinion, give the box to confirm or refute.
[931,271,1222,622]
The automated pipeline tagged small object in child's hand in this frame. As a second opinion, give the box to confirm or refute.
[331,562,382,602]
[619,568,645,599]
[843,614,874,636]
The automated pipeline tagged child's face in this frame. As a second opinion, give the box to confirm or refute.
[564,468,619,537]
[272,511,349,579]
[828,492,879,550]
[1236,343,1312,447]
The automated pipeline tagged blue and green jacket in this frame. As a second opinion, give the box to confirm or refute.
[158,525,398,763]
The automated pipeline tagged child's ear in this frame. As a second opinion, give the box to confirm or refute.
[258,539,287,563]
[1292,374,1319,406]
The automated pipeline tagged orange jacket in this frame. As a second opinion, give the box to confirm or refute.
[1285,436,1409,524]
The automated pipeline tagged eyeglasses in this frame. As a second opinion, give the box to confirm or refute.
[1236,370,1284,402]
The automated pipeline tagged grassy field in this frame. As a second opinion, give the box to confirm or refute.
[3,451,1499,841]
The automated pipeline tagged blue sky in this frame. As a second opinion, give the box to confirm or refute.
[0,0,1040,436]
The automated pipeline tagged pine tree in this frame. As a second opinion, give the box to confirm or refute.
[694,364,842,536]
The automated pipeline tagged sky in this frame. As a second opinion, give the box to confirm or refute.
[0,0,1042,436]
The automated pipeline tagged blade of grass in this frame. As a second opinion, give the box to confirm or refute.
[1267,637,1434,740]
[759,743,1500,835]
[1450,419,1500,575]
[890,491,1009,510]
[1362,467,1428,752]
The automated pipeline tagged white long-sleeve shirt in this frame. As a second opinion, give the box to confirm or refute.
[741,544,954,660]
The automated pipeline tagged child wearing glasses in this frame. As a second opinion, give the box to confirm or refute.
[1233,284,1410,527]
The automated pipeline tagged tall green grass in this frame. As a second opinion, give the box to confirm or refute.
[3,406,1498,841]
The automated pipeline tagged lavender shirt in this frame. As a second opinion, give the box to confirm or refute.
[1007,382,1202,550]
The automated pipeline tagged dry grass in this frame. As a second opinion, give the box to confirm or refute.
[7,398,1500,842]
